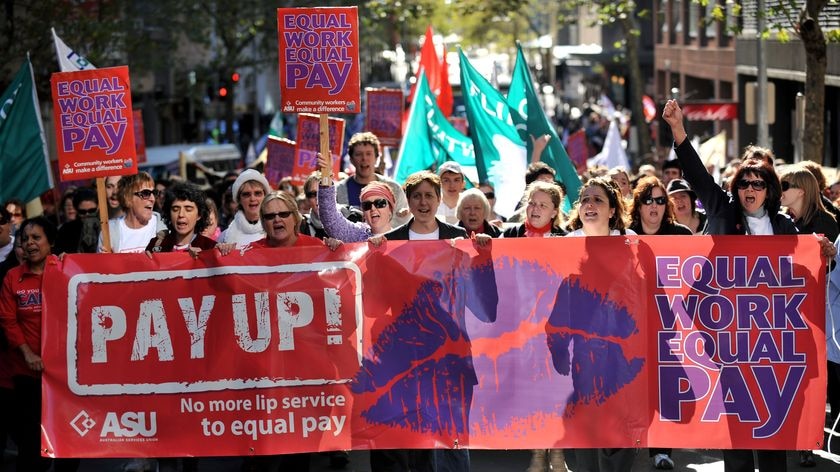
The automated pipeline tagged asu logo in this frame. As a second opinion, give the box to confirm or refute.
[100,411,158,438]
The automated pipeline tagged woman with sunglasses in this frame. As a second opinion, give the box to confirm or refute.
[316,153,396,242]
[628,176,692,236]
[663,100,838,472]
[98,172,166,253]
[249,191,323,249]
[779,165,839,243]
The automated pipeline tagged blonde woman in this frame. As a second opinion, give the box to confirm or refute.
[779,165,839,242]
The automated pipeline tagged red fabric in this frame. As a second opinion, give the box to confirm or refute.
[524,219,551,237]
[0,255,58,377]
[248,234,324,249]
[406,26,453,117]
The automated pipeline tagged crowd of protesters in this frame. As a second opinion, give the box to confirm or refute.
[0,100,838,472]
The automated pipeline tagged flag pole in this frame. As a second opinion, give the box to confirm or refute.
[96,177,111,252]
[319,113,330,178]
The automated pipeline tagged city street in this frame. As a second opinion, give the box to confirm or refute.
[3,443,838,471]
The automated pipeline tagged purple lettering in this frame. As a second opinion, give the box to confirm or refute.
[715,256,748,288]
[658,331,682,362]
[682,256,718,295]
[749,331,782,363]
[659,365,710,421]
[697,295,734,330]
[656,256,681,287]
[748,256,781,287]
[772,293,807,329]
[102,123,126,155]
[62,128,84,152]
[735,294,771,329]
[683,331,718,369]
[716,331,750,364]
[327,62,350,95]
[702,365,759,422]
[286,64,309,88]
[781,331,805,362]
[751,365,804,438]
[778,256,806,286]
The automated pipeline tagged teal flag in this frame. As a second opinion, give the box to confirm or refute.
[0,57,53,203]
[508,44,580,211]
[458,49,527,218]
[395,72,475,184]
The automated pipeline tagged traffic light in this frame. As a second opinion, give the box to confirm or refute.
[231,72,240,83]
[218,86,228,98]
[217,72,230,100]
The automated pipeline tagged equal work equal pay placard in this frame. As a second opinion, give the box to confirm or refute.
[51,66,137,181]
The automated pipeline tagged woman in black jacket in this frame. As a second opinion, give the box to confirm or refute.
[779,165,839,242]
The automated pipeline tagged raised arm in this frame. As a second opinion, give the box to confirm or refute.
[317,153,372,243]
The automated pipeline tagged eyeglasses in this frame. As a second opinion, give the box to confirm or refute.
[781,181,794,192]
[642,196,668,206]
[10,213,21,218]
[133,189,158,200]
[77,208,98,216]
[483,192,495,200]
[261,211,292,220]
[305,191,318,199]
[361,199,389,211]
[735,179,767,191]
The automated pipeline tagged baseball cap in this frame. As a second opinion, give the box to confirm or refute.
[437,161,463,176]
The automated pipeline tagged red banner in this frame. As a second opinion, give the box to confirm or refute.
[264,137,296,188]
[682,102,738,121]
[294,113,344,185]
[277,7,360,114]
[51,66,137,181]
[365,88,403,147]
[42,236,826,457]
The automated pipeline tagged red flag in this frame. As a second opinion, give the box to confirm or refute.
[437,45,454,117]
[407,26,453,117]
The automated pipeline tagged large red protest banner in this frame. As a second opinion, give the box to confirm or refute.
[294,113,344,185]
[277,7,360,114]
[365,88,403,147]
[51,66,137,181]
[42,236,826,457]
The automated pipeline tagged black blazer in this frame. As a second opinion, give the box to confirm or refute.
[502,223,567,238]
[675,139,798,235]
[457,220,503,238]
[384,217,468,241]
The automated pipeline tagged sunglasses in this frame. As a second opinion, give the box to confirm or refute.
[134,189,159,200]
[483,192,495,200]
[261,211,292,220]
[781,181,795,192]
[76,208,98,216]
[361,199,389,211]
[642,196,668,206]
[735,179,767,191]
[305,191,318,199]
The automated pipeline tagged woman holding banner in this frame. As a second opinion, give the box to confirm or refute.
[662,99,837,472]
[0,217,78,472]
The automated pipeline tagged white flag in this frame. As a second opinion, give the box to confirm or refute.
[52,27,96,72]
[587,120,630,170]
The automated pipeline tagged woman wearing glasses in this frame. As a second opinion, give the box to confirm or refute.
[97,172,166,253]
[628,176,692,236]
[317,153,396,242]
[663,100,834,472]
[249,191,323,249]
[779,165,839,243]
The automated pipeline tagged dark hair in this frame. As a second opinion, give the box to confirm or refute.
[0,206,10,225]
[72,188,98,210]
[20,216,57,246]
[525,162,556,186]
[661,160,682,173]
[567,177,628,232]
[629,176,677,229]
[347,132,381,159]
[741,145,775,167]
[730,158,782,215]
[162,182,210,235]
[3,199,25,218]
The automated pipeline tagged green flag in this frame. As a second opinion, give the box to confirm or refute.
[508,44,580,211]
[0,57,52,203]
[395,72,475,184]
[458,49,527,218]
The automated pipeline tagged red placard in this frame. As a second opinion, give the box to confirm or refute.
[264,136,296,188]
[681,102,739,121]
[51,66,137,181]
[365,88,403,147]
[133,109,146,164]
[277,7,360,114]
[294,113,344,185]
[41,236,825,457]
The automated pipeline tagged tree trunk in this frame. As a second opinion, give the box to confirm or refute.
[800,0,827,164]
[622,17,652,166]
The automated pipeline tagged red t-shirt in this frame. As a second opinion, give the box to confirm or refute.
[0,255,59,378]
